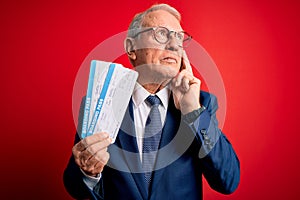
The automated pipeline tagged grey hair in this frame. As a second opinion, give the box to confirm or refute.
[127,3,181,38]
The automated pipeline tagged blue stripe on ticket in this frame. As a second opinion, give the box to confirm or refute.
[81,60,97,138]
[86,63,116,137]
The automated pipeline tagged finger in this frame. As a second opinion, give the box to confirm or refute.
[80,150,106,172]
[94,150,110,165]
[86,137,111,155]
[83,132,110,147]
[81,156,99,174]
[94,160,105,172]
[79,136,111,165]
[73,140,87,152]
[88,151,110,172]
[79,149,94,164]
[172,91,181,110]
[174,71,183,87]
[174,69,191,87]
[72,132,109,157]
[174,70,194,88]
[82,156,107,175]
[79,149,105,172]
[182,77,190,91]
[84,156,101,168]
[191,77,201,85]
[182,50,193,73]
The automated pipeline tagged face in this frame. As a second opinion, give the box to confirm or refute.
[128,10,184,88]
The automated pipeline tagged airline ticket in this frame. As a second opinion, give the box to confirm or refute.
[81,60,138,143]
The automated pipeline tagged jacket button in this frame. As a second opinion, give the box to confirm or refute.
[204,140,210,145]
[207,145,212,150]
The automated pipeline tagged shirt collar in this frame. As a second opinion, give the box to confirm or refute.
[132,82,170,109]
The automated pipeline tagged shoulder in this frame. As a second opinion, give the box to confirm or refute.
[200,91,217,106]
[200,91,218,113]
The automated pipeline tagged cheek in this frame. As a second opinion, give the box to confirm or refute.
[135,50,148,64]
[144,51,153,64]
[142,50,159,64]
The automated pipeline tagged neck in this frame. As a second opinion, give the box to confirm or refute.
[142,83,162,94]
[138,78,170,94]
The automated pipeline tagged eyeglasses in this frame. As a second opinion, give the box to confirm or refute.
[132,26,192,48]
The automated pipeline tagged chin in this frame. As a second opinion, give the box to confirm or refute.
[165,64,180,75]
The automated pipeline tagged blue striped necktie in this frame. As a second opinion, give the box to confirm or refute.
[142,95,162,189]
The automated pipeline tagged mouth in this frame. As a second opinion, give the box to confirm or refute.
[161,57,178,64]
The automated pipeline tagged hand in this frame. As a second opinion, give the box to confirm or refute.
[171,51,201,114]
[72,132,112,177]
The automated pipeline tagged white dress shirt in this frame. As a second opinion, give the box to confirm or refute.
[131,82,170,161]
[82,82,171,189]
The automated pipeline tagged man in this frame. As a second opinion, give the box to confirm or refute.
[64,3,240,200]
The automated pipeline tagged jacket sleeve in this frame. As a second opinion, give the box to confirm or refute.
[63,96,104,199]
[63,133,104,200]
[186,92,240,194]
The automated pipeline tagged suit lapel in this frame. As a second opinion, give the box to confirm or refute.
[114,96,182,199]
[115,99,148,199]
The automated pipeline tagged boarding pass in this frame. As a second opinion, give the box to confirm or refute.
[81,60,138,142]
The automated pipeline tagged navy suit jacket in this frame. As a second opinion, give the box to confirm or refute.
[64,91,240,200]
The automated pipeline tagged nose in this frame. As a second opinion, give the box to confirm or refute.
[165,32,180,51]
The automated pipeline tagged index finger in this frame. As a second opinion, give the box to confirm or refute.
[81,132,110,149]
[182,50,193,74]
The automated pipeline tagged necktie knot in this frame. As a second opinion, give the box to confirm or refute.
[146,95,161,106]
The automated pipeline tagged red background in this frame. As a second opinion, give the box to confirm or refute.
[1,0,299,199]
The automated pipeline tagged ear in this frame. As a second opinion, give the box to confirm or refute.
[124,38,136,61]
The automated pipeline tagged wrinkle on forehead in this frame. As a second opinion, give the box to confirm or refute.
[141,10,182,31]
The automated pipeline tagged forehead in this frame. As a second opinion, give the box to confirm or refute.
[142,10,182,31]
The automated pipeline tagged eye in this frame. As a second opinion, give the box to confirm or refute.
[176,32,184,41]
[156,29,168,37]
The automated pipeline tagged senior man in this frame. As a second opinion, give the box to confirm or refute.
[64,3,240,200]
